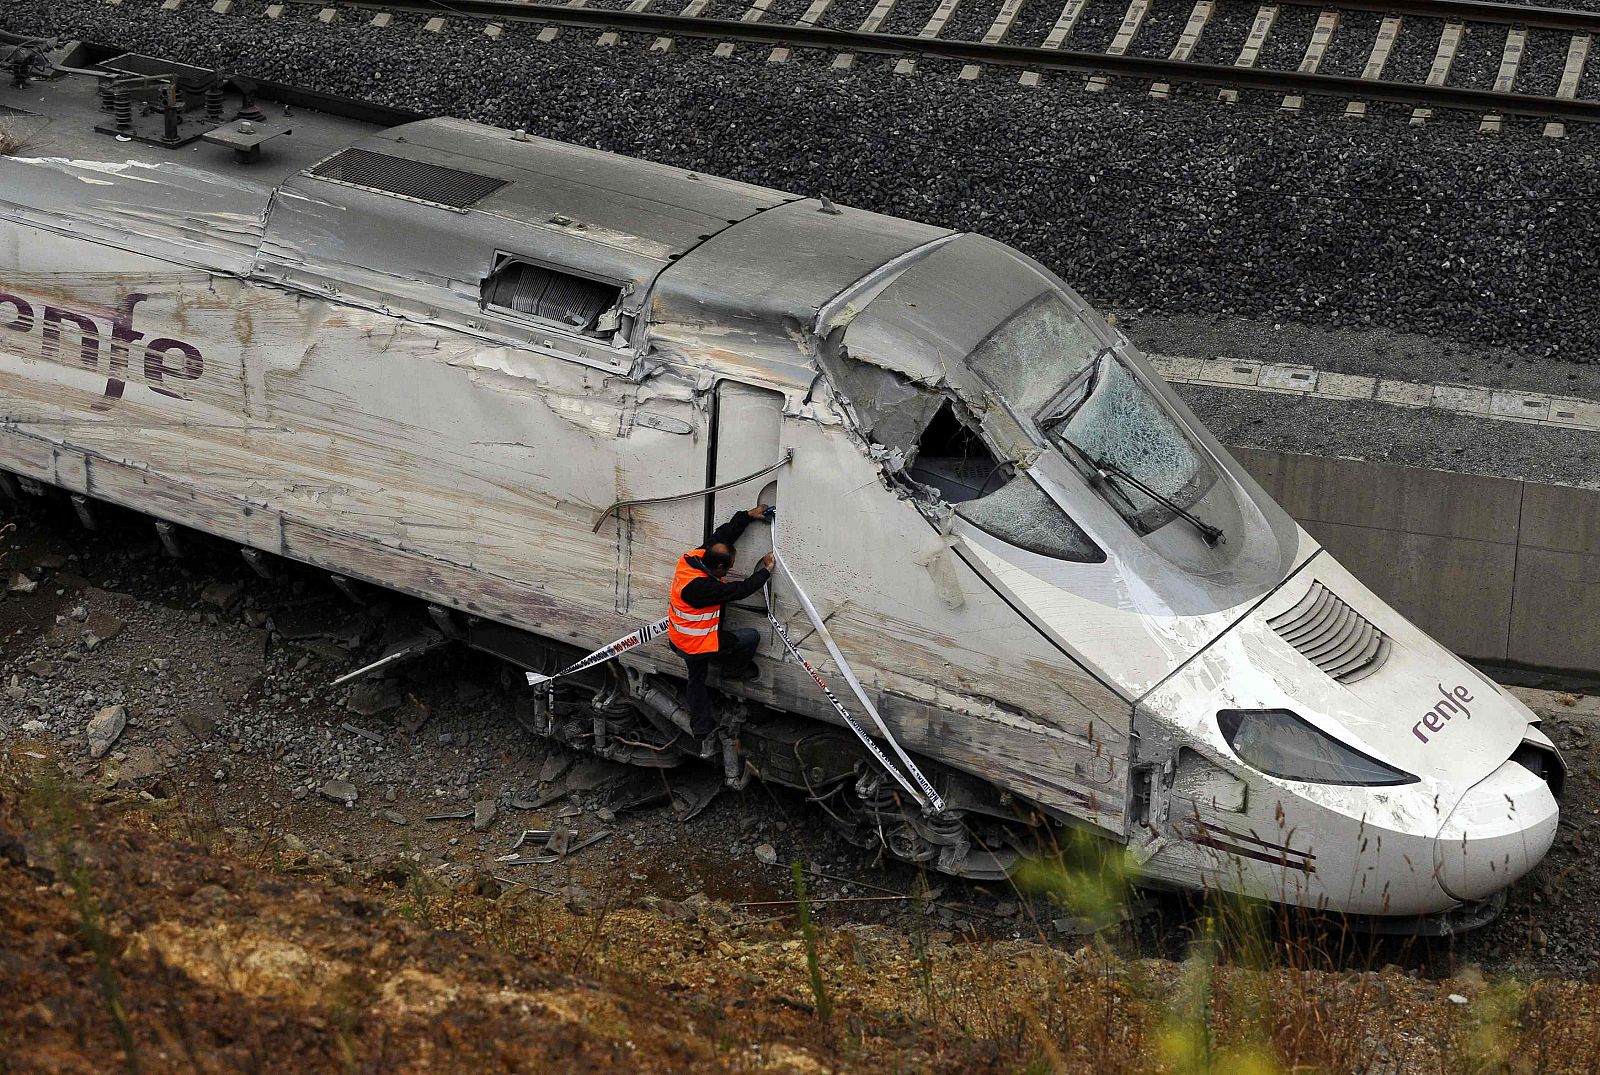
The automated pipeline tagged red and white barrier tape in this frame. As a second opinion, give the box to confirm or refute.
[524,617,669,687]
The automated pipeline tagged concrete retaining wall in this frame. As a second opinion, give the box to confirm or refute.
[1236,449,1600,675]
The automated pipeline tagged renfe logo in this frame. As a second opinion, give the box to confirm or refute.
[1411,682,1475,744]
[0,289,205,406]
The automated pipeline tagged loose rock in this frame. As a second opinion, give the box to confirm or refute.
[85,705,127,759]
[320,778,358,806]
[472,799,497,832]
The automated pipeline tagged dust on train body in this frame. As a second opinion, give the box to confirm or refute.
[0,62,1561,926]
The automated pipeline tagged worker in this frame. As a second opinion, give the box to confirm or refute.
[669,503,776,738]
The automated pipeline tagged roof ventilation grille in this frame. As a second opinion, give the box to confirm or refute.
[308,147,507,211]
[1267,582,1391,685]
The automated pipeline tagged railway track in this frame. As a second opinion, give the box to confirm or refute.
[266,0,1600,127]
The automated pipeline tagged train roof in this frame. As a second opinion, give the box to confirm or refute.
[0,59,951,389]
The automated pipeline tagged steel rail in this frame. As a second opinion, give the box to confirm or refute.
[298,0,1600,35]
[291,0,1600,121]
[1254,0,1600,33]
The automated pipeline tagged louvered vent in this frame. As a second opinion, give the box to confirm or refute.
[481,260,620,333]
[1267,582,1391,684]
[308,148,507,211]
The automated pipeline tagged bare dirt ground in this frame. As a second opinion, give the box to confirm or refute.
[3,493,1600,1071]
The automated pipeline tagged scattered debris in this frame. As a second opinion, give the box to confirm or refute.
[1448,993,1469,1005]
[378,809,408,826]
[565,830,612,857]
[472,799,498,832]
[565,757,628,793]
[331,630,447,688]
[495,853,560,866]
[511,787,568,811]
[669,768,724,821]
[21,719,48,736]
[319,778,358,806]
[85,704,126,759]
[607,771,671,816]
[341,722,384,745]
[345,679,402,718]
[537,751,574,786]
[425,810,474,822]
[9,573,38,595]
[754,843,779,866]
[510,829,573,850]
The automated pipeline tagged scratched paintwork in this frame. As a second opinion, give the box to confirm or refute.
[0,81,1560,915]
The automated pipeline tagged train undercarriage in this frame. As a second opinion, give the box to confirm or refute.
[2,474,1040,883]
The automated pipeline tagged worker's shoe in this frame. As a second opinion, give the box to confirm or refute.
[723,663,760,682]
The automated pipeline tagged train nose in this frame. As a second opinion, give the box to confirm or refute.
[1434,753,1560,902]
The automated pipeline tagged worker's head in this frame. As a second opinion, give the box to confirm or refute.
[703,543,735,578]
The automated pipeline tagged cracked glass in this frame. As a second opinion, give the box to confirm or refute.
[967,293,1105,417]
[1046,354,1217,535]
[956,476,1104,563]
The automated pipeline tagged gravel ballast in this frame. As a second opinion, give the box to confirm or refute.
[1446,22,1508,90]
[5,0,1600,368]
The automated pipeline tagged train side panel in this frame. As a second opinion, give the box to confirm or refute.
[0,217,706,629]
[0,215,1134,835]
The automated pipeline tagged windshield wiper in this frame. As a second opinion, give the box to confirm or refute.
[1086,453,1225,548]
[1038,347,1112,428]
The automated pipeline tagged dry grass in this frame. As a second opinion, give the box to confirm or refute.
[7,759,1600,1072]
[0,117,49,156]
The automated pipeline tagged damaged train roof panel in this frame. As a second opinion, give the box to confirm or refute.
[647,200,951,381]
[348,119,794,262]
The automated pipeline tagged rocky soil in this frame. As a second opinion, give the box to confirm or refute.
[0,485,1597,989]
[18,744,1600,1075]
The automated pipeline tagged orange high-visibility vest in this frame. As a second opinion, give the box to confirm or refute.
[668,549,721,654]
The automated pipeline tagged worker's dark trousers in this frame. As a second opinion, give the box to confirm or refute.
[679,626,760,737]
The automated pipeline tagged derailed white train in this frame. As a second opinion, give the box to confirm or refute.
[0,58,1561,927]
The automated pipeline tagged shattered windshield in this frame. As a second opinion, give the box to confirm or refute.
[1042,353,1217,535]
[956,476,1104,563]
[966,290,1218,537]
[967,292,1105,416]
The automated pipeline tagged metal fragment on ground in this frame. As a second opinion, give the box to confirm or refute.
[564,758,630,793]
[424,810,474,822]
[536,751,574,786]
[331,629,447,687]
[669,768,725,821]
[341,721,384,744]
[607,771,671,814]
[564,829,613,857]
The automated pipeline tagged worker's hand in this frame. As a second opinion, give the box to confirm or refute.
[748,504,773,521]
[759,552,776,573]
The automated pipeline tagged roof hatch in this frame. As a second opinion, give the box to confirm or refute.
[309,147,507,212]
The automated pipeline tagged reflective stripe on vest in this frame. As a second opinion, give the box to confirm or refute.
[668,548,721,654]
